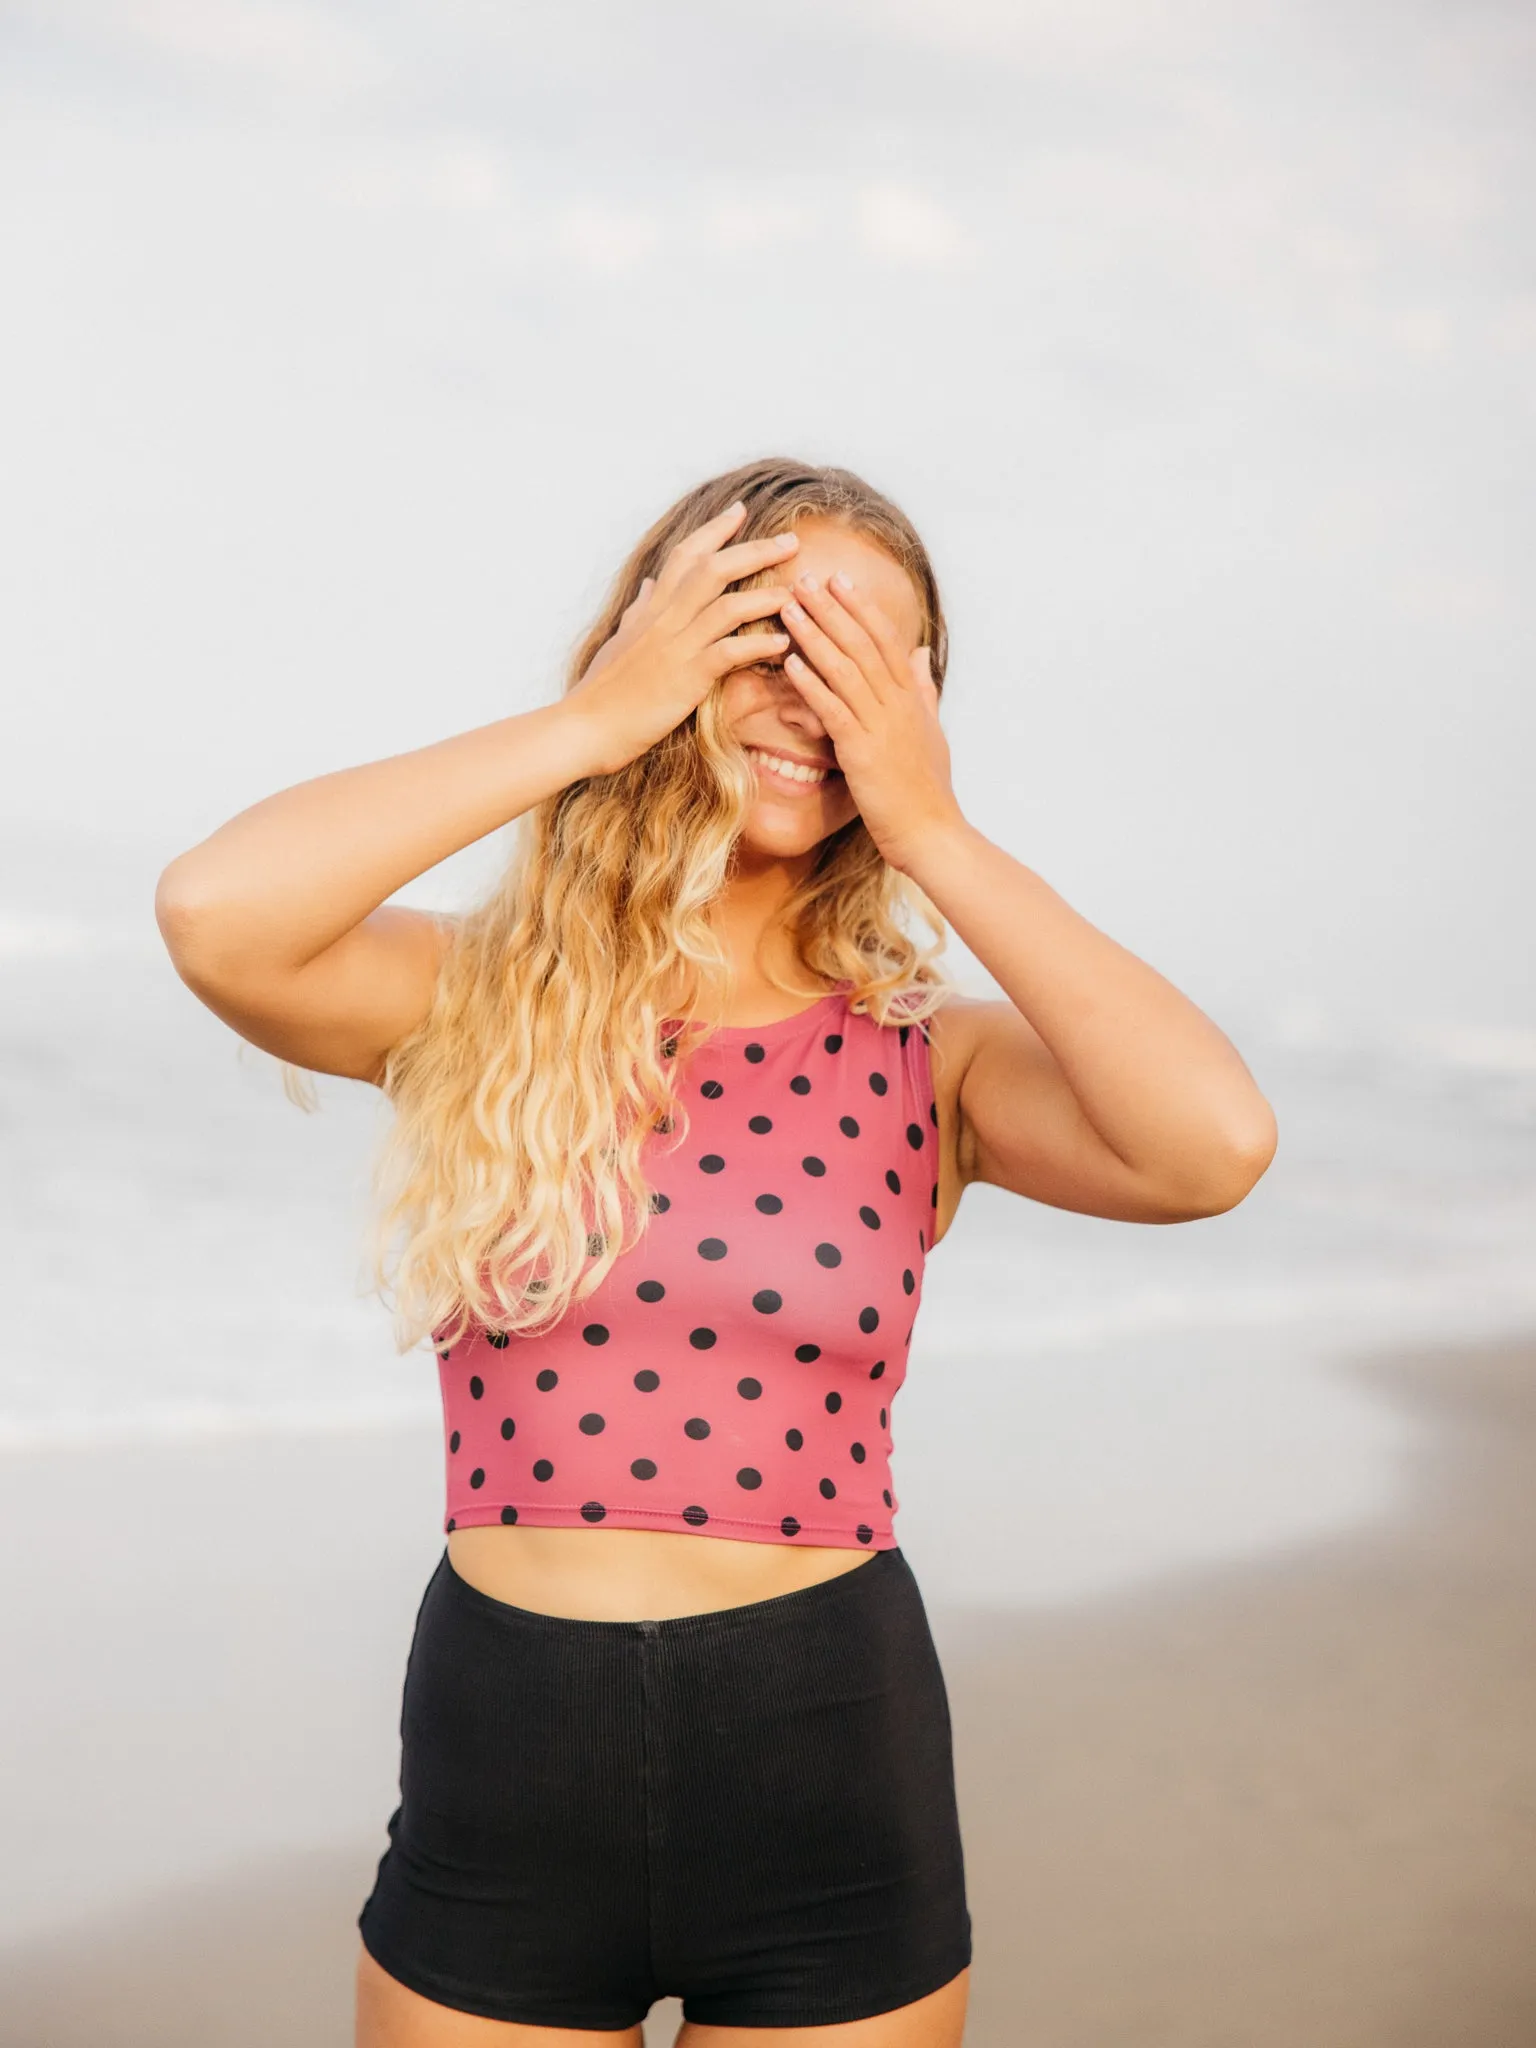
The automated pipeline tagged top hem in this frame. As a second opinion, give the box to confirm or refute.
[444,1499,896,1548]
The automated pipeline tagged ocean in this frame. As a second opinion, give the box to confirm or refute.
[4,933,1534,1613]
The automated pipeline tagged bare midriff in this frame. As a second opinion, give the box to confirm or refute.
[446,1524,881,1621]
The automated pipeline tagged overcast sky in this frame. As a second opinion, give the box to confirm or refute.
[2,0,1532,1048]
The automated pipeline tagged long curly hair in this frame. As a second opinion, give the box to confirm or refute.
[367,456,957,1354]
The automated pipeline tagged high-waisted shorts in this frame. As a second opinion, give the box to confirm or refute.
[358,1543,972,2031]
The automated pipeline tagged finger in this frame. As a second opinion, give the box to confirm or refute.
[687,583,794,649]
[788,576,900,705]
[781,651,859,740]
[833,582,922,695]
[780,591,881,725]
[707,629,792,679]
[651,501,748,600]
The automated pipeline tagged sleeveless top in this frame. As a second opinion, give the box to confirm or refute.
[433,982,940,1549]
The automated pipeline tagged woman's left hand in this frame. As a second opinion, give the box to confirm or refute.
[778,572,966,876]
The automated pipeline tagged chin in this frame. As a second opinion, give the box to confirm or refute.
[739,801,856,860]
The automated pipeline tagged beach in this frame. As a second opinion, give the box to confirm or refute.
[2,1328,1532,2047]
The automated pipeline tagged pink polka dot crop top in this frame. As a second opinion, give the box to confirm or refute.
[434,982,940,1550]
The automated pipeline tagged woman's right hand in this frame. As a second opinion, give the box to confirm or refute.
[564,502,799,777]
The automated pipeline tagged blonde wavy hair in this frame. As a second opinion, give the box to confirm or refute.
[366,456,957,1355]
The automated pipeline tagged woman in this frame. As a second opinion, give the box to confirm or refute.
[156,456,1277,2046]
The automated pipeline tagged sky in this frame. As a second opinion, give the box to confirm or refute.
[2,0,1533,1050]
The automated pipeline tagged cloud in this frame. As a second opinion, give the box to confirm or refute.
[854,183,978,268]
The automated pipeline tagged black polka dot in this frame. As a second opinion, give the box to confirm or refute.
[700,1154,726,1174]
[819,1477,837,1499]
[802,1156,827,1177]
[856,1524,873,1544]
[815,1243,842,1268]
[785,1428,804,1450]
[748,1114,773,1134]
[682,1504,709,1526]
[470,1468,485,1489]
[899,1024,910,1047]
[824,1033,843,1054]
[882,1488,893,1508]
[533,1459,554,1481]
[536,1368,559,1391]
[918,1228,926,1250]
[436,1347,450,1362]
[649,1191,671,1213]
[790,1074,811,1095]
[756,1193,783,1214]
[931,1183,939,1207]
[449,1430,461,1453]
[485,1331,510,1349]
[745,1043,766,1063]
[859,1306,880,1333]
[794,1343,821,1362]
[700,1078,724,1099]
[851,1442,867,1462]
[886,1170,902,1196]
[583,1323,609,1345]
[902,1268,915,1294]
[737,1377,763,1399]
[879,1407,887,1428]
[736,1467,763,1489]
[868,1072,888,1096]
[930,1100,939,1125]
[635,1369,660,1392]
[781,1515,802,1536]
[906,1123,923,1149]
[446,1517,456,1532]
[469,1375,484,1399]
[501,1505,518,1524]
[698,1237,728,1260]
[662,1036,678,1058]
[637,1279,665,1302]
[684,1417,711,1440]
[870,1360,887,1379]
[752,1288,782,1314]
[581,1501,607,1522]
[499,1417,514,1440]
[632,1458,657,1480]
[656,1117,673,1135]
[689,1327,717,1349]
[825,1391,842,1414]
[578,1412,605,1435]
[859,1206,881,1230]
[839,1116,861,1139]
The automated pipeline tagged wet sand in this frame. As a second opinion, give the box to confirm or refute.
[2,1331,1533,2046]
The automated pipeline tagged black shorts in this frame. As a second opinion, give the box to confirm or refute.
[358,1544,972,2031]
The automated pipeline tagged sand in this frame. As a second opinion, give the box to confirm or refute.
[2,1331,1534,2047]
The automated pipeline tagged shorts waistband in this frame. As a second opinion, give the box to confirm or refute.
[435,1543,906,1643]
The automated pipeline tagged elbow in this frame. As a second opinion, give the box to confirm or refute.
[1188,1100,1279,1217]
[154,857,237,990]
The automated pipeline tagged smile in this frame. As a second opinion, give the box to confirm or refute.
[746,746,838,791]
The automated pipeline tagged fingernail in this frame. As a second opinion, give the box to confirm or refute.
[782,599,806,621]
[831,571,853,593]
[774,532,797,550]
[725,500,745,516]
[798,574,821,594]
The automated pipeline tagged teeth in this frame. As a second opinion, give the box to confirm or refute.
[747,746,829,785]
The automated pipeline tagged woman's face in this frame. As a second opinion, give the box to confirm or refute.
[721,517,927,861]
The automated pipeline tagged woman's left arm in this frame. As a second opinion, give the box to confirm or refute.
[902,823,1279,1222]
[775,569,1278,1225]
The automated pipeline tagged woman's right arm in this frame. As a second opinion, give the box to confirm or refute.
[154,699,606,1085]
[154,504,800,1086]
